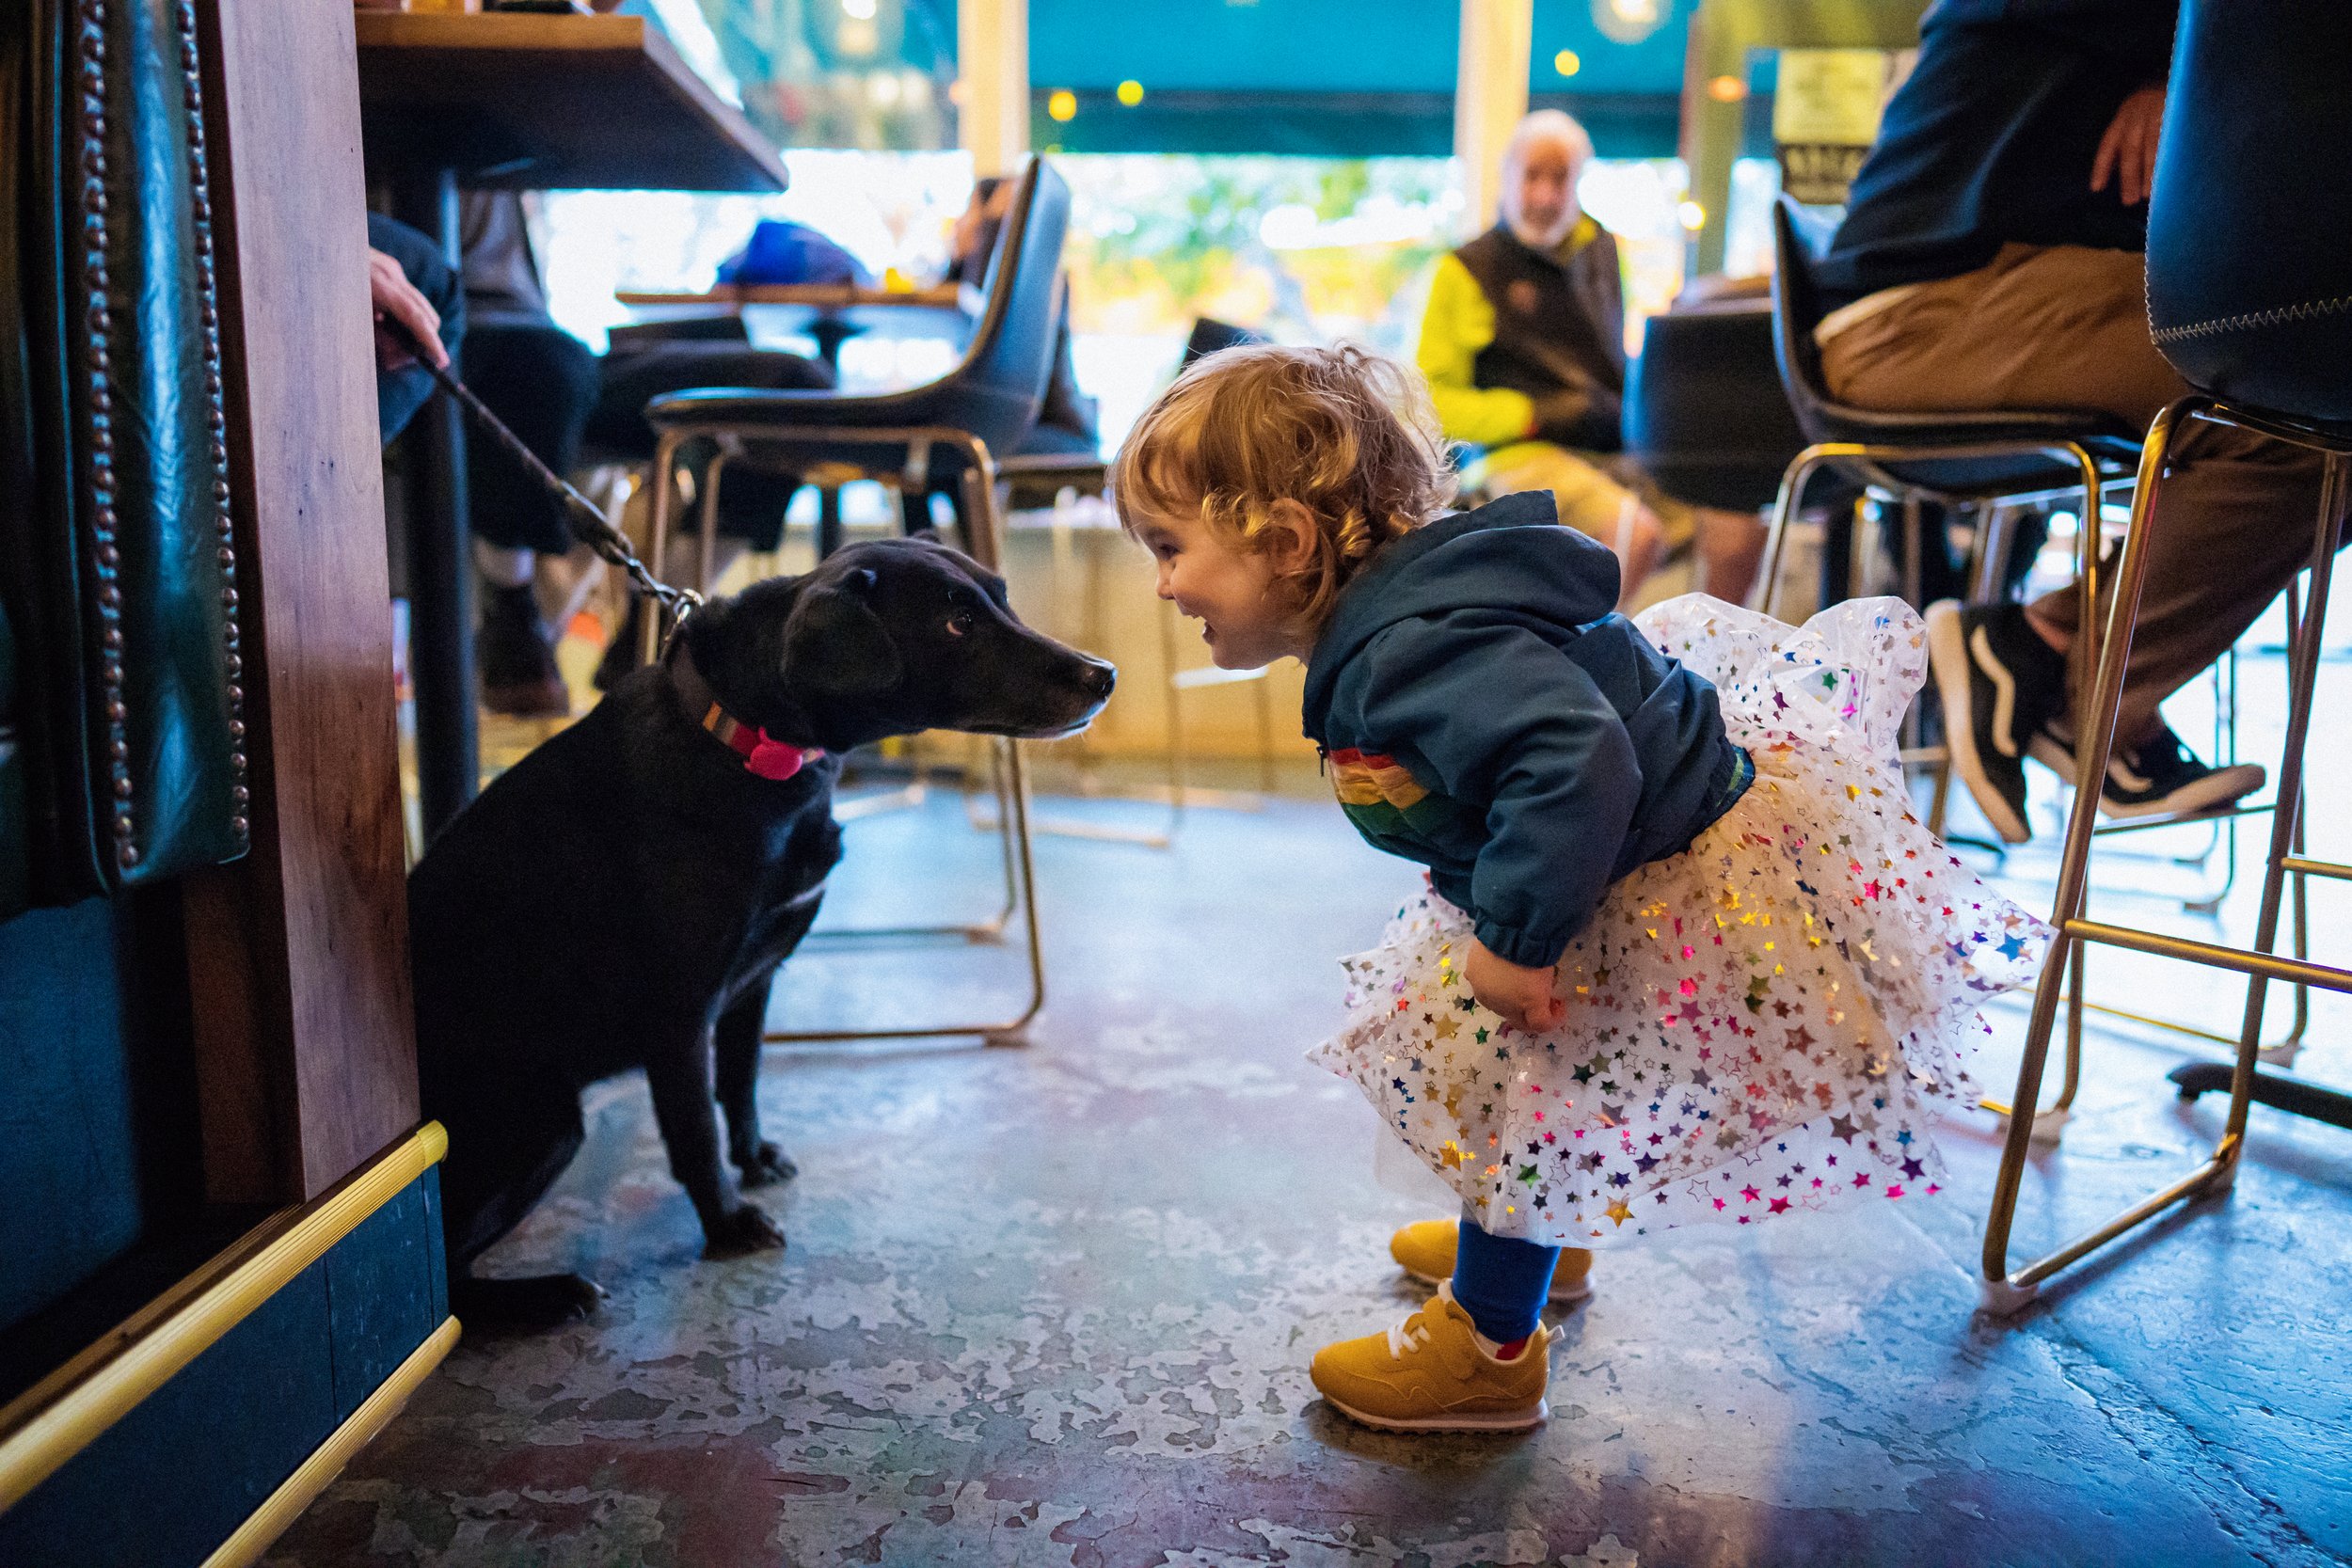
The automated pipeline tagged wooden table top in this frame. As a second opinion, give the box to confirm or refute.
[355,11,787,192]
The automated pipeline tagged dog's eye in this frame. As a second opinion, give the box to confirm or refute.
[946,610,976,638]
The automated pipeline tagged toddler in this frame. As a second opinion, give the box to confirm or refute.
[1114,344,2047,1433]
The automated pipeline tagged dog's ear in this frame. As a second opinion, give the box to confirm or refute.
[903,526,947,547]
[783,569,902,694]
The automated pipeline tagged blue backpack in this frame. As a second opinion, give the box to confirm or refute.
[716,220,870,287]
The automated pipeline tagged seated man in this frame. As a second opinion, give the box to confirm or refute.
[456,189,834,714]
[1819,0,2317,840]
[1418,110,1764,608]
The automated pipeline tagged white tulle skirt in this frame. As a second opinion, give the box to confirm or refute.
[1310,594,2049,1248]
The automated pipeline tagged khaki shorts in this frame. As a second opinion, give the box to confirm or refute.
[1476,441,1698,553]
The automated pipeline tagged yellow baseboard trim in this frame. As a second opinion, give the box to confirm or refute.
[200,1314,460,1568]
[0,1121,449,1513]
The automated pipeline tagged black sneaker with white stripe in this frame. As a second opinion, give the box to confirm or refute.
[1925,600,2069,844]
[2028,719,2265,821]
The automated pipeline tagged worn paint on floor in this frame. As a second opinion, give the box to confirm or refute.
[274,771,2352,1568]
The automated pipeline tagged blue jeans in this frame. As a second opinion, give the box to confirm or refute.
[1450,1211,1558,1344]
[365,214,466,446]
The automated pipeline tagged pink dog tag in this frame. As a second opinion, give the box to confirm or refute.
[743,732,818,781]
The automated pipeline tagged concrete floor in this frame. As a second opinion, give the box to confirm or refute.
[281,692,2352,1567]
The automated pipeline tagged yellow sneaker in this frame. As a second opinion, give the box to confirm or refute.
[1310,1283,1551,1432]
[1388,1219,1595,1306]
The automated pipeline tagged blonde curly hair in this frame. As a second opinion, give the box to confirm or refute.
[1113,342,1457,632]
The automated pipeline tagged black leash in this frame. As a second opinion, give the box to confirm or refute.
[395,323,705,636]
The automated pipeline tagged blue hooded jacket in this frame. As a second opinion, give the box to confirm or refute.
[1300,492,1751,969]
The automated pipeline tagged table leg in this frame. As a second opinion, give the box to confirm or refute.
[392,169,477,842]
[807,316,857,373]
[817,485,844,559]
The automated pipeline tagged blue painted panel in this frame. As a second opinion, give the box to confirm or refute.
[0,899,142,1329]
[421,1165,449,1331]
[0,1172,444,1568]
[325,1179,439,1422]
[1025,0,1699,158]
[0,1264,333,1568]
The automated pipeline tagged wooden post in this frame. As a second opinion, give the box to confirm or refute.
[1454,0,1534,239]
[190,0,419,1201]
[958,0,1028,177]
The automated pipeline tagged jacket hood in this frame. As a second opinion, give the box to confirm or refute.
[1300,490,1622,729]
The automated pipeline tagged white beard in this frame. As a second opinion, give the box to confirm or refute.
[1504,208,1578,251]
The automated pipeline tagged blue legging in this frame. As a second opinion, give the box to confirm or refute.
[1451,1211,1559,1344]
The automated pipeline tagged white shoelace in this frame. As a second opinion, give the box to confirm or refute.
[1386,1312,1432,1359]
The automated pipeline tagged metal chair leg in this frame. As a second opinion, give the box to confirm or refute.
[1980,406,2350,1311]
[636,418,1055,1043]
[2002,442,2296,1128]
[2204,453,2348,1190]
[695,450,725,594]
[1755,450,1831,617]
[1001,496,1180,849]
[637,428,689,667]
[1976,441,2107,1142]
[769,430,1049,1044]
[1999,441,2105,1141]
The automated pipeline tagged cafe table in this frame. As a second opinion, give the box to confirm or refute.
[356,9,787,840]
[614,283,969,372]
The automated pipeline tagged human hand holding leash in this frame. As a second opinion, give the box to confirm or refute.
[369,245,448,373]
[377,310,703,635]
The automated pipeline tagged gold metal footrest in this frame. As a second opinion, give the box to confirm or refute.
[2066,918,2352,992]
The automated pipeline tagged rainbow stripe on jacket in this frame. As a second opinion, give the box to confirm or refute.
[1327,748,1459,841]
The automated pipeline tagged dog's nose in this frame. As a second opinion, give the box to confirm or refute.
[1081,661,1117,700]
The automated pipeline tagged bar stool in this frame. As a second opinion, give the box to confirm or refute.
[1762,193,2196,1148]
[1758,195,2141,643]
[1979,0,2352,1312]
[638,157,1070,1046]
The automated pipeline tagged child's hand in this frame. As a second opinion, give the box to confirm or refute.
[1466,939,1564,1032]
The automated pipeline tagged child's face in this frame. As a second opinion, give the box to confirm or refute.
[1133,508,1305,670]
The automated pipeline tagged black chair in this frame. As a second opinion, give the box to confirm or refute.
[1760,195,2143,624]
[1761,192,2151,849]
[994,314,1270,512]
[1178,316,1268,370]
[639,156,1073,1046]
[1980,0,2352,1313]
[646,158,1067,593]
[1625,290,1808,515]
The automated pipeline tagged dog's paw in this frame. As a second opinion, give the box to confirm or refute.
[452,1272,606,1330]
[735,1141,799,1187]
[702,1202,788,1259]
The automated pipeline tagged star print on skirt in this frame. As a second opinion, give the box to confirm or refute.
[1309,594,2050,1248]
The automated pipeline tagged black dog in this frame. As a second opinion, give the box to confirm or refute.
[408,536,1114,1327]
